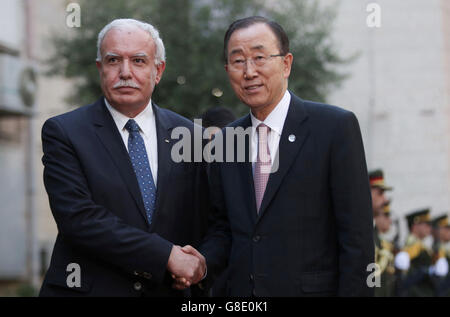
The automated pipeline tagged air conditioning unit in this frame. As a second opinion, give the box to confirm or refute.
[0,54,37,116]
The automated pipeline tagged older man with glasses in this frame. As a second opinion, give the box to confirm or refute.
[195,16,374,297]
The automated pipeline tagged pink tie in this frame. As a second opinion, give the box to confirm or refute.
[254,123,271,213]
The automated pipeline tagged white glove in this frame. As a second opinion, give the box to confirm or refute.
[394,251,410,271]
[434,258,449,277]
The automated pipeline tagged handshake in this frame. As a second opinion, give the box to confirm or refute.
[167,245,206,290]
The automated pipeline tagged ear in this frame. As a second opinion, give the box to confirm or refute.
[283,53,293,79]
[224,63,229,72]
[155,61,166,85]
[96,60,102,72]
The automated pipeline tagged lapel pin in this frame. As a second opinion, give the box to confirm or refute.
[288,134,296,142]
[165,139,170,143]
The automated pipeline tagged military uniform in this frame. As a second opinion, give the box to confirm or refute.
[374,203,396,296]
[444,241,450,262]
[398,209,435,296]
[432,214,450,296]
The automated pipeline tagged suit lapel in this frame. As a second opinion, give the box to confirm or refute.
[92,98,149,225]
[257,94,310,222]
[233,114,258,224]
[150,102,174,230]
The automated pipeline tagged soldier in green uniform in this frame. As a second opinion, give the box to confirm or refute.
[432,214,450,296]
[374,202,396,296]
[369,169,396,296]
[398,209,435,296]
[369,169,392,217]
[432,215,450,262]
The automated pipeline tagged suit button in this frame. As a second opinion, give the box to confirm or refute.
[142,272,152,280]
[249,274,254,281]
[252,288,257,297]
[253,235,260,243]
[134,282,142,291]
[133,271,139,276]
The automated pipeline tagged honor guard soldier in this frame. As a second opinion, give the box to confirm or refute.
[374,202,396,296]
[432,214,450,261]
[431,214,450,296]
[396,209,436,296]
[369,169,392,217]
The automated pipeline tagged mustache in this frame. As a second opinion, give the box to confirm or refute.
[113,80,140,89]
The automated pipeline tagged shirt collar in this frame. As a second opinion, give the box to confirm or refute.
[104,98,154,136]
[250,90,291,136]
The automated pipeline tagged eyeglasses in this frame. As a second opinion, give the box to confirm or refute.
[227,54,285,72]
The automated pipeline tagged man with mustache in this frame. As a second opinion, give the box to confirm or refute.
[39,19,208,296]
[194,16,374,296]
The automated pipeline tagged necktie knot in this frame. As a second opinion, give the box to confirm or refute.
[256,124,270,146]
[257,123,270,134]
[125,119,140,133]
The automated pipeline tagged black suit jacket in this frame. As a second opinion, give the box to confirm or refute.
[39,98,210,296]
[202,92,374,296]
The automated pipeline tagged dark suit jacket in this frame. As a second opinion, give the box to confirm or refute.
[39,97,210,296]
[202,92,374,297]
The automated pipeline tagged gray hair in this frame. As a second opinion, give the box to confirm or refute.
[96,18,166,65]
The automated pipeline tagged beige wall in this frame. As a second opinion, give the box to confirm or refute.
[31,0,75,267]
[0,0,78,284]
[326,0,450,242]
[441,0,450,208]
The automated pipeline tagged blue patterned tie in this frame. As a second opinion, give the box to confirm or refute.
[125,119,156,224]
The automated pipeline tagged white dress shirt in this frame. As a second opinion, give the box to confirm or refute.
[250,90,291,173]
[104,98,158,186]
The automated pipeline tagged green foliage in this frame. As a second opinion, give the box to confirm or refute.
[270,1,355,102]
[15,283,38,297]
[46,0,352,119]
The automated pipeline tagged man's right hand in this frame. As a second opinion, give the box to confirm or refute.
[167,245,206,289]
